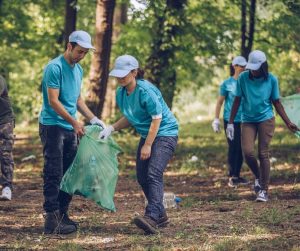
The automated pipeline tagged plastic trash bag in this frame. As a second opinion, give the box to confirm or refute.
[60,125,121,212]
[281,94,300,138]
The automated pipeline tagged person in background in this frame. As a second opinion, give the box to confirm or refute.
[39,30,106,234]
[226,50,299,202]
[99,55,178,235]
[0,75,15,201]
[212,56,248,187]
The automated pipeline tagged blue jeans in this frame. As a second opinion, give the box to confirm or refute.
[39,124,78,213]
[136,136,178,221]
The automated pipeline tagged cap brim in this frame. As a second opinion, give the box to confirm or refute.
[246,62,261,70]
[76,41,95,50]
[109,69,131,78]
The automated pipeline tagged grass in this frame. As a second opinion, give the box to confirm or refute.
[1,118,300,250]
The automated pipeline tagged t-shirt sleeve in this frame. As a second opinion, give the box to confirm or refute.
[271,75,280,100]
[219,81,227,96]
[141,89,162,119]
[44,64,61,89]
[0,75,6,96]
[235,76,242,97]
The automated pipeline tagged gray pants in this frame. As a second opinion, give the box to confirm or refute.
[0,121,14,189]
[241,117,275,191]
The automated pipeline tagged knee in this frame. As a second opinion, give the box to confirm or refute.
[243,149,255,159]
[258,151,269,160]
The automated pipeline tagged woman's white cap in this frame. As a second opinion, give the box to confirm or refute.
[246,50,267,70]
[232,56,247,66]
[109,55,139,78]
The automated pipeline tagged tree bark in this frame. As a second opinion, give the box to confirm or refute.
[146,0,186,109]
[241,0,256,58]
[102,1,128,120]
[64,0,77,49]
[86,0,116,118]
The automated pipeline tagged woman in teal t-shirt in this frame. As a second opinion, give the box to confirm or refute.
[212,56,248,188]
[99,55,178,234]
[227,50,299,202]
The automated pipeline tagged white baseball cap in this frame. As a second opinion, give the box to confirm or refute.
[232,56,247,66]
[246,50,267,70]
[69,30,95,50]
[109,55,139,78]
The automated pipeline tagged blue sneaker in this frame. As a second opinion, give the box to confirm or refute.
[254,179,261,194]
[256,190,268,202]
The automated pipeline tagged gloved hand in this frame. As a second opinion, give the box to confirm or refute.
[90,116,106,129]
[98,125,114,140]
[226,123,234,140]
[212,118,220,133]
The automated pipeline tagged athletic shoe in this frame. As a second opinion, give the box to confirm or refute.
[254,179,261,194]
[157,213,169,228]
[0,187,12,201]
[133,215,158,234]
[236,177,249,185]
[228,177,238,188]
[256,190,268,202]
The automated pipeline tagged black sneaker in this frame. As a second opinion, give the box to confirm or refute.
[133,215,158,234]
[157,213,169,228]
[44,210,77,234]
[228,177,238,188]
[236,177,249,185]
[61,213,78,229]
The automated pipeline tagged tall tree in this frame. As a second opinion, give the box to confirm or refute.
[86,0,116,118]
[64,0,77,48]
[146,0,187,109]
[241,0,256,58]
[102,1,128,119]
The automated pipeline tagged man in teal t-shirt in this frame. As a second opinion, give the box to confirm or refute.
[39,30,106,235]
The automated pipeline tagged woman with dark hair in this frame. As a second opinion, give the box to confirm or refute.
[99,55,178,234]
[226,50,299,202]
[212,56,248,187]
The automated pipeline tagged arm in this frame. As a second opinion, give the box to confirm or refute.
[228,96,241,124]
[214,96,225,119]
[272,99,299,132]
[48,88,84,136]
[140,118,161,160]
[112,116,131,131]
[77,95,95,121]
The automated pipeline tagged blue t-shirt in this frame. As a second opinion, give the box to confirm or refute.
[116,79,179,138]
[236,71,280,122]
[39,55,83,130]
[219,77,242,122]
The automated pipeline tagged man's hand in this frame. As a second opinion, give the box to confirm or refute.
[98,125,114,140]
[72,120,85,137]
[90,116,106,129]
[212,118,221,133]
[286,121,299,133]
[140,144,151,160]
[226,123,234,141]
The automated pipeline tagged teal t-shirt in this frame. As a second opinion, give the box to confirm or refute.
[236,71,280,122]
[116,79,179,138]
[39,55,83,130]
[219,77,242,122]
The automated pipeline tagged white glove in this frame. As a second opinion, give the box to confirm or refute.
[226,123,234,141]
[212,118,220,132]
[90,116,106,129]
[98,125,114,140]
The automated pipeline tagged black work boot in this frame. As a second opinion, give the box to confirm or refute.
[44,210,77,234]
[61,212,79,229]
[157,212,169,228]
[133,215,158,235]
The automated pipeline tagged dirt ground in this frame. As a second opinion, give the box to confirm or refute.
[1,131,300,250]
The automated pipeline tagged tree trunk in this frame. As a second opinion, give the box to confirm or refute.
[64,0,77,49]
[146,0,186,109]
[241,0,256,58]
[101,1,128,120]
[85,0,116,118]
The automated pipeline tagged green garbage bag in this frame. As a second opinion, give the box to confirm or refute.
[281,94,300,138]
[60,125,122,212]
